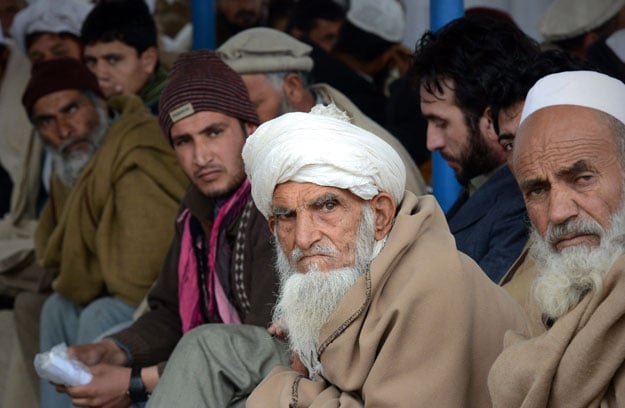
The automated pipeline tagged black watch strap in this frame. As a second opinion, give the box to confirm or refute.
[128,366,149,403]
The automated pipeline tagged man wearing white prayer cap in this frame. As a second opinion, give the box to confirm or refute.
[244,104,527,407]
[10,0,90,62]
[488,71,625,406]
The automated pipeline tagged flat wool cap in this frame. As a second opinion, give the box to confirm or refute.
[538,0,625,41]
[217,27,313,74]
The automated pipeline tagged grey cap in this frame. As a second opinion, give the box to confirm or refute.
[217,27,314,74]
[538,0,625,41]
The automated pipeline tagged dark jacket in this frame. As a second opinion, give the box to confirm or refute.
[111,184,278,372]
[446,165,528,283]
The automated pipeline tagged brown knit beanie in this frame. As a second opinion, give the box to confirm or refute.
[158,50,260,143]
[22,58,104,117]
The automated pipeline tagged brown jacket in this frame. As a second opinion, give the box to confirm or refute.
[247,193,528,407]
[489,255,625,407]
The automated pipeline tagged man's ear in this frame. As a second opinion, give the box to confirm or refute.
[480,106,499,143]
[268,216,276,235]
[243,122,257,137]
[282,72,308,109]
[369,192,396,240]
[140,46,158,75]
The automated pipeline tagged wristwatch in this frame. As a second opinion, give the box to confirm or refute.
[128,366,149,403]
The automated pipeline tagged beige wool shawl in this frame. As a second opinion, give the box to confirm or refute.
[248,193,527,407]
[34,95,188,306]
[489,255,625,407]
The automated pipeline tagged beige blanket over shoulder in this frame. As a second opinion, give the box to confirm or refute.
[489,255,625,407]
[248,193,528,407]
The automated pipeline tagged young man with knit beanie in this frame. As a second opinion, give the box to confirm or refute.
[59,50,288,407]
[18,57,188,408]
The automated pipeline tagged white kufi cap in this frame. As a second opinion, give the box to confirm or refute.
[242,104,406,219]
[520,70,625,126]
[347,0,405,42]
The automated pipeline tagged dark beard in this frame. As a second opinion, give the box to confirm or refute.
[453,124,501,186]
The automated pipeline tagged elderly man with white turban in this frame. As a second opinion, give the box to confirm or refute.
[488,71,625,407]
[238,104,526,407]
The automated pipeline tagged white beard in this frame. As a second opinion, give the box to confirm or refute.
[273,204,384,377]
[530,197,625,321]
[45,106,110,188]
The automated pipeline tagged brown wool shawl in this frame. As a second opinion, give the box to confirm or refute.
[489,255,625,407]
[34,95,188,306]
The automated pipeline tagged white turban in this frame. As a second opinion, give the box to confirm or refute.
[242,104,406,219]
[520,70,625,126]
[10,0,93,54]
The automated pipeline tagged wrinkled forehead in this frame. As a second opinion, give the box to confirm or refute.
[512,105,621,174]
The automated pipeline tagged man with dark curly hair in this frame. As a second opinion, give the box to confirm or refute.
[411,15,540,283]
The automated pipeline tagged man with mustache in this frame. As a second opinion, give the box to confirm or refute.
[60,50,287,408]
[488,70,625,406]
[227,104,525,406]
[412,15,540,282]
[23,57,188,407]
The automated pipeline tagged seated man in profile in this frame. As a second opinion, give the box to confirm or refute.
[488,71,625,406]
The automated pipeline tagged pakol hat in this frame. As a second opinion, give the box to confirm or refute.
[217,27,313,74]
[538,0,625,41]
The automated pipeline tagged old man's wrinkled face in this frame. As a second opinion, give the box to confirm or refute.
[270,182,369,273]
[513,106,624,252]
[514,105,625,319]
[32,89,109,187]
[270,181,380,376]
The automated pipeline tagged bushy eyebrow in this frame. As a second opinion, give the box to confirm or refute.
[520,160,594,192]
[311,193,338,207]
[556,160,594,178]
[271,207,293,217]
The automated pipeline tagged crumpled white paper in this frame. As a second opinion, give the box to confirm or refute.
[34,343,93,387]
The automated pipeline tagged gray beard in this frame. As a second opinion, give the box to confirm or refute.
[46,107,110,188]
[530,195,625,321]
[272,204,384,377]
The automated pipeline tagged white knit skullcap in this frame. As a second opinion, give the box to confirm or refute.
[242,104,406,219]
[9,0,92,54]
[347,0,405,42]
[520,71,625,126]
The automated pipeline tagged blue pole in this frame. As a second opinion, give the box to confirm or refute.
[430,0,464,212]
[192,0,216,50]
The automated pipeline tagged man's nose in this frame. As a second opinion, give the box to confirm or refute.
[192,138,215,167]
[293,212,323,251]
[548,186,579,227]
[426,126,445,152]
[57,116,74,140]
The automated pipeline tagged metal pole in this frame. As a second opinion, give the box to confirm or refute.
[192,0,216,50]
[429,0,464,212]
